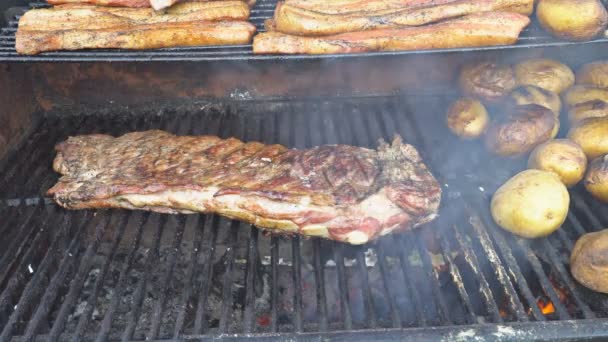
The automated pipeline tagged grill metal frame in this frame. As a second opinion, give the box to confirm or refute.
[1,96,608,340]
[2,0,608,62]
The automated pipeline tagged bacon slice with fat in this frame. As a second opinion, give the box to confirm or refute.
[254,11,530,54]
[273,0,533,36]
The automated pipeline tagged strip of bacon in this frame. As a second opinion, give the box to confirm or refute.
[17,20,255,55]
[273,0,532,36]
[253,11,530,54]
[47,0,256,9]
[283,0,458,14]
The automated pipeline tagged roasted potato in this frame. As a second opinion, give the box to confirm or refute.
[485,104,556,156]
[514,58,574,94]
[491,169,569,238]
[577,60,608,88]
[563,85,608,108]
[571,229,608,293]
[459,62,517,102]
[584,155,608,202]
[509,85,562,116]
[568,100,608,123]
[528,139,587,187]
[537,0,608,41]
[446,98,489,139]
[568,117,608,159]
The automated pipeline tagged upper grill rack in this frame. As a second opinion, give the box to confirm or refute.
[1,96,608,340]
[2,0,608,62]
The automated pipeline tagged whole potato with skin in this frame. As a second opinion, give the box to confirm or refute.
[537,0,608,41]
[528,139,587,187]
[459,62,517,102]
[514,58,574,94]
[571,229,608,293]
[577,61,608,88]
[509,85,562,116]
[446,98,489,139]
[568,100,608,123]
[568,117,608,159]
[584,155,608,202]
[485,104,556,156]
[564,85,608,108]
[491,169,569,238]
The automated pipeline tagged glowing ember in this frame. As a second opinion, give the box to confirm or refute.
[536,298,555,315]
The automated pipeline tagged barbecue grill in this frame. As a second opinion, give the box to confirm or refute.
[2,0,608,341]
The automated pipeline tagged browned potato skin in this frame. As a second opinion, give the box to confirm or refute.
[571,229,608,293]
[537,0,608,41]
[564,85,608,108]
[568,100,608,123]
[485,104,556,156]
[446,98,489,139]
[584,155,608,202]
[577,61,608,88]
[528,139,587,187]
[514,58,574,94]
[509,85,562,116]
[459,62,517,102]
[568,117,608,159]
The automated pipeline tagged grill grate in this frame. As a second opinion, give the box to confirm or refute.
[2,0,608,61]
[1,96,608,340]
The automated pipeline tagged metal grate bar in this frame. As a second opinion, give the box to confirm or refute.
[173,215,205,339]
[193,215,220,334]
[218,221,240,334]
[147,216,186,340]
[411,232,451,325]
[539,239,595,319]
[24,211,123,341]
[466,212,530,322]
[0,207,65,325]
[437,228,477,324]
[269,236,279,333]
[513,238,571,320]
[334,244,353,330]
[473,212,546,321]
[121,214,168,341]
[571,192,603,231]
[291,237,303,332]
[452,223,503,323]
[81,213,151,340]
[0,204,43,286]
[375,244,403,328]
[391,237,428,326]
[354,249,377,328]
[51,211,130,341]
[312,240,329,331]
[1,210,88,340]
[243,228,259,333]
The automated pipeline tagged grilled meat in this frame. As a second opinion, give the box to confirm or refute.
[47,131,441,245]
[48,0,149,6]
[18,2,250,30]
[273,0,533,36]
[47,0,257,8]
[254,11,530,54]
[16,3,255,55]
[283,0,458,15]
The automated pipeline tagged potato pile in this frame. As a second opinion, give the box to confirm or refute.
[455,58,608,294]
[450,58,571,155]
[449,59,608,244]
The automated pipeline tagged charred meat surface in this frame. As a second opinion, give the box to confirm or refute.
[254,11,530,54]
[47,130,441,245]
